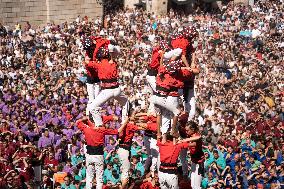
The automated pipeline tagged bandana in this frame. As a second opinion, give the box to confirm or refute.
[82,36,93,50]
[171,31,184,40]
[96,46,109,59]
[165,59,182,73]
[160,40,171,51]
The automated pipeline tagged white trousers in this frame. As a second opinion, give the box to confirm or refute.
[150,138,159,172]
[150,95,180,116]
[90,87,129,126]
[158,171,179,189]
[146,75,156,93]
[146,75,157,115]
[86,83,100,116]
[179,148,189,177]
[191,163,203,189]
[117,147,130,180]
[184,88,196,121]
[150,95,180,134]
[86,154,104,189]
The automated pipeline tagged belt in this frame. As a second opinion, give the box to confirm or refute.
[87,76,100,84]
[156,85,179,92]
[144,131,153,138]
[147,68,158,76]
[159,167,178,174]
[101,85,119,90]
[101,78,118,83]
[160,162,177,167]
[152,134,157,140]
[156,85,179,96]
[86,145,104,155]
[119,143,131,151]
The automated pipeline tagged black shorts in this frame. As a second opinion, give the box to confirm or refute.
[86,75,100,84]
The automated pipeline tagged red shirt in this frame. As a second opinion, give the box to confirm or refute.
[149,47,162,70]
[188,133,204,163]
[225,139,239,150]
[77,117,117,147]
[140,181,159,189]
[156,66,191,96]
[0,145,15,159]
[157,141,188,165]
[171,38,189,56]
[0,163,12,175]
[143,115,157,123]
[93,38,110,61]
[256,121,266,134]
[85,61,99,78]
[178,113,189,138]
[119,123,138,144]
[44,157,59,167]
[89,59,119,88]
[19,165,34,182]
[146,123,157,133]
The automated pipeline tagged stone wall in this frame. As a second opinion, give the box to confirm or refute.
[234,0,249,5]
[151,0,168,15]
[0,0,103,27]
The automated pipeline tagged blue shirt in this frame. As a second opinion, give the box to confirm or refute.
[71,154,84,166]
[103,169,113,183]
[134,162,145,176]
[213,156,226,170]
[61,183,76,189]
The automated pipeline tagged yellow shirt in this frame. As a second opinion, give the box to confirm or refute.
[264,96,275,107]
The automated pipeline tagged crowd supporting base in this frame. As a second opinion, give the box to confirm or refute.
[0,1,284,189]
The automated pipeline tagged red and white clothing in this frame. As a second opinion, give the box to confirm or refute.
[178,112,190,177]
[188,133,204,189]
[85,60,100,116]
[157,140,189,189]
[171,31,197,120]
[147,47,162,93]
[144,121,159,173]
[77,117,117,189]
[117,122,139,180]
[150,64,191,134]
[88,58,129,127]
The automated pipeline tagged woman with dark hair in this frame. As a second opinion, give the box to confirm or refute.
[179,121,204,189]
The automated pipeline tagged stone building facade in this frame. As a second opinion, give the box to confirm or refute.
[1,0,251,27]
[0,0,103,27]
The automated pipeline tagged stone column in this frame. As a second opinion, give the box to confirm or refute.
[124,0,140,9]
[151,0,168,15]
[234,0,249,5]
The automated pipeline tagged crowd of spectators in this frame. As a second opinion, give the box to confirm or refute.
[0,0,283,188]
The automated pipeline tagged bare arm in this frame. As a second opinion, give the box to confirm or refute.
[191,52,200,74]
[105,150,114,160]
[178,135,201,143]
[156,114,162,140]
[118,117,129,134]
[182,55,190,67]
[22,157,29,168]
[134,112,148,117]
[135,122,148,129]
